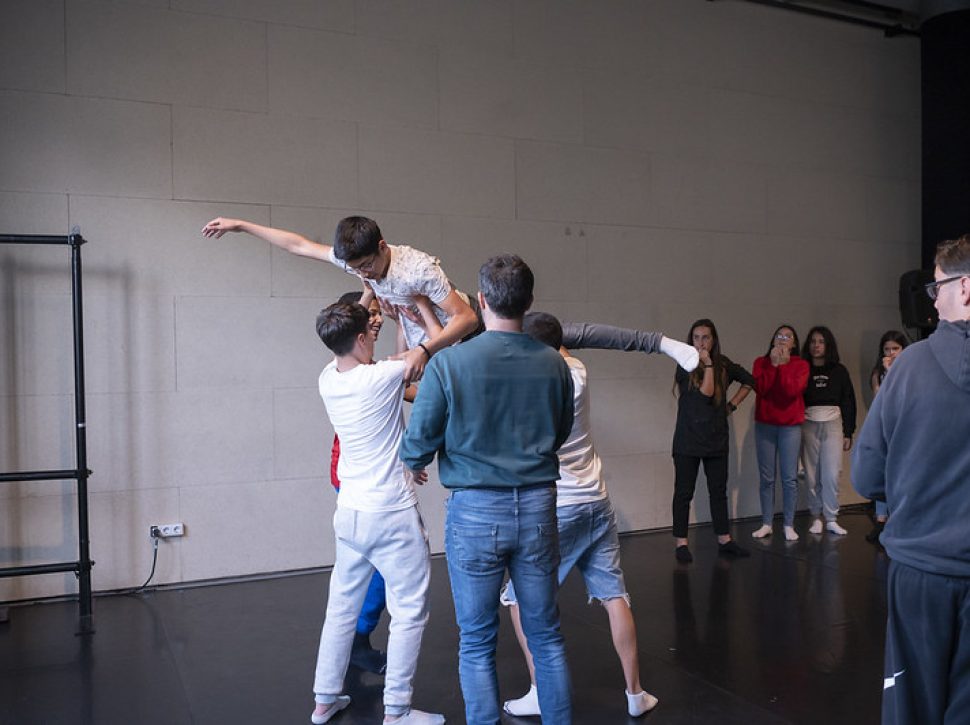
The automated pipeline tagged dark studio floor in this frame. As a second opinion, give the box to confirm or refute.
[0,511,888,725]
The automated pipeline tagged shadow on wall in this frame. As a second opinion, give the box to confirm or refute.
[0,247,148,601]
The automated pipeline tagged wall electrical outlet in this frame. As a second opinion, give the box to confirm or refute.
[151,523,185,538]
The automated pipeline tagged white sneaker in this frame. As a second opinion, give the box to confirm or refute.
[503,684,540,717]
[809,519,823,535]
[784,526,799,541]
[627,689,659,717]
[826,521,848,536]
[752,524,772,539]
[311,696,351,724]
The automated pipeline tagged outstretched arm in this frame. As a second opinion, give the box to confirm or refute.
[202,217,332,261]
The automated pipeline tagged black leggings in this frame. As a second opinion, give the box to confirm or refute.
[672,454,729,538]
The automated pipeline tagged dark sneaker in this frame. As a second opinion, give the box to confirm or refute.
[718,540,750,558]
[675,545,693,563]
[866,521,885,543]
[349,632,387,674]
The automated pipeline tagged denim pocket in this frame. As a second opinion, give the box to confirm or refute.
[448,523,499,573]
[527,522,560,575]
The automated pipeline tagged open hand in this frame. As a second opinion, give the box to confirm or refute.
[201,217,242,239]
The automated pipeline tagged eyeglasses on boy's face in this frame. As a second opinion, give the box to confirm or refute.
[345,254,378,274]
[924,275,967,301]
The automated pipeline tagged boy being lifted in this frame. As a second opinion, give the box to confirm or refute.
[202,216,480,383]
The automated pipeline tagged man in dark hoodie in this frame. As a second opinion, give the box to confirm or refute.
[853,234,970,725]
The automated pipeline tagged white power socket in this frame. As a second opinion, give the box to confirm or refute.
[151,523,185,538]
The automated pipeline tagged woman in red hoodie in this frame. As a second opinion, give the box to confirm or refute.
[751,324,809,541]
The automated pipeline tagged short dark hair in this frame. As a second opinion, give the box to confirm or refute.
[478,254,534,319]
[337,291,363,305]
[315,302,369,354]
[764,324,800,358]
[333,216,382,262]
[935,234,970,275]
[523,312,563,350]
[801,326,840,366]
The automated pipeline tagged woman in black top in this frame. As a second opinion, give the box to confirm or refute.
[800,326,856,536]
[671,319,755,563]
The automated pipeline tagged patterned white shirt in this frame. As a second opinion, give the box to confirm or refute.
[330,244,467,349]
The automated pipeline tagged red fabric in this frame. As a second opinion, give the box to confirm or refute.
[753,355,810,426]
[330,434,340,492]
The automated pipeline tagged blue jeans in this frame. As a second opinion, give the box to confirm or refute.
[503,497,627,606]
[445,486,571,725]
[755,422,802,527]
[875,500,889,519]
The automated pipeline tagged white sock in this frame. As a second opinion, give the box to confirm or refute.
[627,689,659,717]
[660,336,700,373]
[752,524,772,539]
[503,683,540,717]
[312,695,351,724]
[809,519,823,535]
[784,525,799,541]
[388,709,445,724]
[826,521,847,536]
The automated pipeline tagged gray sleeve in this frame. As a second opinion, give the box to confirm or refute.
[561,322,662,354]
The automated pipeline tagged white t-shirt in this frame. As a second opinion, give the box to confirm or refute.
[556,356,608,507]
[318,359,416,513]
[331,244,465,349]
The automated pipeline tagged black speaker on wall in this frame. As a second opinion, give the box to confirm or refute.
[898,270,938,333]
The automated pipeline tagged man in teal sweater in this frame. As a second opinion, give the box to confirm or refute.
[400,254,574,725]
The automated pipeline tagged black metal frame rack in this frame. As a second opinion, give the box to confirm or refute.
[0,230,94,634]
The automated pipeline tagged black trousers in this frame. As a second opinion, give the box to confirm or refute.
[883,560,970,724]
[671,454,729,539]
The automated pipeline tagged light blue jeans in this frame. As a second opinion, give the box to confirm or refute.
[755,422,802,527]
[445,486,571,725]
[313,505,430,717]
[801,418,843,522]
[502,497,628,606]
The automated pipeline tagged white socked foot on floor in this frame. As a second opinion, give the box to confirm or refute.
[809,519,823,535]
[752,524,772,539]
[503,683,540,717]
[784,526,799,541]
[627,689,659,717]
[826,521,848,536]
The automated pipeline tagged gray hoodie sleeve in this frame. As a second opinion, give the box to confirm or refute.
[561,322,662,354]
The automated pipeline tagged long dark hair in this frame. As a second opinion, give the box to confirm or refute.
[801,326,840,366]
[871,330,909,386]
[675,318,726,404]
[764,324,800,358]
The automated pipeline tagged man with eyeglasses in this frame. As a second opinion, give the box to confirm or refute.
[202,216,480,383]
[853,234,970,725]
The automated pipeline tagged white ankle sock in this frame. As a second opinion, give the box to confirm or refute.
[784,525,799,541]
[627,689,659,717]
[387,709,445,724]
[503,684,540,717]
[752,524,772,539]
[826,521,847,536]
[809,519,823,535]
[311,695,351,724]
